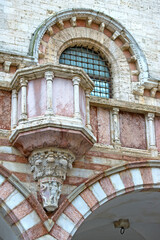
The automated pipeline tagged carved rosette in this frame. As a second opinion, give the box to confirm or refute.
[29,148,75,211]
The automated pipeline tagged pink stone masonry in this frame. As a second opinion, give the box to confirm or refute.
[27,78,46,118]
[120,111,147,149]
[155,117,160,152]
[52,78,73,117]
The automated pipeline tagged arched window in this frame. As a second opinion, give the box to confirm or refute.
[59,46,112,98]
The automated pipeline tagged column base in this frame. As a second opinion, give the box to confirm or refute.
[149,146,158,158]
[19,113,27,122]
[45,109,54,116]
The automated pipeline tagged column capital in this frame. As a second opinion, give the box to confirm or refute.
[20,78,28,87]
[45,71,54,81]
[147,112,155,121]
[85,89,91,97]
[12,89,18,95]
[112,107,119,115]
[72,76,81,85]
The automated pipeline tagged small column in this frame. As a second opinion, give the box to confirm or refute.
[146,113,157,152]
[45,71,54,116]
[72,76,81,119]
[111,108,121,147]
[85,90,92,130]
[11,89,18,128]
[19,78,28,121]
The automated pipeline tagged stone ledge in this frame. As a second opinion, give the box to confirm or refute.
[91,143,160,159]
[90,96,160,115]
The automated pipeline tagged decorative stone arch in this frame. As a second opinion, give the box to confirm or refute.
[29,8,149,86]
[45,31,131,100]
[48,160,160,240]
[0,164,52,239]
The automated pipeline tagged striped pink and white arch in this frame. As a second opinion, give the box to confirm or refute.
[49,161,160,240]
[0,161,160,240]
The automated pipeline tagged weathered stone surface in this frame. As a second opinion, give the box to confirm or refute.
[0,90,11,130]
[97,107,110,145]
[155,117,160,152]
[119,111,147,149]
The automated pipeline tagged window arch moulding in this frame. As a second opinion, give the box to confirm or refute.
[28,9,150,99]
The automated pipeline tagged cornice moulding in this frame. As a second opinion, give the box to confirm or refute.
[10,115,96,143]
[10,63,94,91]
[90,96,160,115]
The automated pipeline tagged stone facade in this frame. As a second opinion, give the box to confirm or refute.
[0,1,160,240]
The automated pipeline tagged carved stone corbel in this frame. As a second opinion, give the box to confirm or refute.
[132,82,144,96]
[111,31,120,41]
[99,22,105,32]
[29,148,75,211]
[86,17,92,27]
[57,20,64,30]
[150,87,158,98]
[4,61,11,73]
[70,17,77,27]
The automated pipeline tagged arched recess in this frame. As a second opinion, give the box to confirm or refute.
[48,160,160,240]
[0,165,50,240]
[29,8,149,86]
[45,33,130,100]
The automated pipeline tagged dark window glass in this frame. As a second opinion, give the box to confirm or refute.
[59,46,112,98]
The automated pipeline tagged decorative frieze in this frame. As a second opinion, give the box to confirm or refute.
[29,148,75,211]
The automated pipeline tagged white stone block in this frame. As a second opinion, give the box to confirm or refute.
[130,169,143,186]
[72,195,91,218]
[0,175,5,185]
[2,161,31,174]
[0,146,22,155]
[57,213,75,234]
[35,235,57,240]
[5,189,25,210]
[20,211,40,231]
[110,173,125,193]
[152,168,160,184]
[90,182,107,204]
